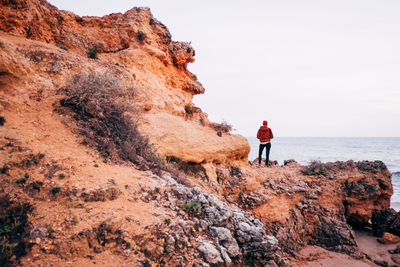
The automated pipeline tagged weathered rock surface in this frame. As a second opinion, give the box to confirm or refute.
[372,208,400,237]
[0,0,249,165]
[222,160,392,256]
[164,178,280,265]
[0,1,395,266]
[378,232,400,244]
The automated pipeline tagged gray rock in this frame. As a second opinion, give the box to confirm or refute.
[179,219,195,235]
[198,240,224,264]
[211,227,240,257]
[140,192,149,202]
[122,249,131,257]
[171,180,281,263]
[172,184,192,199]
[164,234,176,253]
[211,227,231,241]
[219,246,232,265]
[30,227,48,239]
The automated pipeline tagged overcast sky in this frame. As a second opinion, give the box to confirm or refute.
[48,0,400,137]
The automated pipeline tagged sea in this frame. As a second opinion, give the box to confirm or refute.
[247,137,400,203]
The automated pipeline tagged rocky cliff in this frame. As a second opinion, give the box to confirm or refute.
[0,1,394,266]
[0,0,249,165]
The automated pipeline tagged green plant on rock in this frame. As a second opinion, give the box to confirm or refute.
[181,200,202,216]
[32,157,39,165]
[137,30,146,42]
[0,195,33,265]
[50,187,60,195]
[87,47,98,59]
[15,178,26,184]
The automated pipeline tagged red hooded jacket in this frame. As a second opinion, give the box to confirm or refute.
[257,126,274,143]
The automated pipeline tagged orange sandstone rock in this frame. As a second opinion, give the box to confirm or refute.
[0,0,249,165]
[378,232,400,244]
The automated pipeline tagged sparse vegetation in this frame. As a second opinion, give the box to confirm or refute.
[284,159,297,166]
[56,44,68,51]
[58,173,65,179]
[0,194,33,266]
[137,30,146,42]
[230,166,242,178]
[45,224,55,239]
[166,156,208,181]
[182,200,202,216]
[302,161,328,176]
[184,105,193,116]
[94,164,99,168]
[50,187,60,195]
[210,120,232,134]
[15,178,26,184]
[122,240,131,249]
[164,218,171,226]
[1,165,9,174]
[87,47,98,59]
[184,105,201,119]
[20,153,44,168]
[0,116,5,126]
[58,74,162,171]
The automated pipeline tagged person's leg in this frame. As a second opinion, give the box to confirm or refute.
[258,144,265,165]
[265,143,271,166]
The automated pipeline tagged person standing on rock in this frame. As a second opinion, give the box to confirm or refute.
[257,120,274,166]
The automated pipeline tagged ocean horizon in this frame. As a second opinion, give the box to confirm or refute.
[246,137,400,203]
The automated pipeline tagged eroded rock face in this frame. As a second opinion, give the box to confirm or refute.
[162,177,280,265]
[239,160,392,256]
[342,160,392,228]
[168,41,195,69]
[372,208,400,237]
[0,0,250,165]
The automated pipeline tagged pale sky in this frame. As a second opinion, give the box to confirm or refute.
[48,0,400,137]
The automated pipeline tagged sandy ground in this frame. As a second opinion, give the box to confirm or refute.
[355,230,400,266]
[293,230,400,266]
[292,245,374,266]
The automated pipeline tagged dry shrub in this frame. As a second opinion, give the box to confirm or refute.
[210,120,232,134]
[0,194,33,266]
[166,156,208,181]
[302,161,329,176]
[137,30,146,42]
[59,74,161,170]
[87,47,98,59]
[184,105,193,117]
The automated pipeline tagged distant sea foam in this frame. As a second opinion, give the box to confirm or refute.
[247,137,400,202]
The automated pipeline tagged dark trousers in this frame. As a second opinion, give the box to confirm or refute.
[258,143,271,165]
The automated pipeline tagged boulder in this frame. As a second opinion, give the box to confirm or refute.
[198,240,224,265]
[372,208,400,237]
[378,232,400,244]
